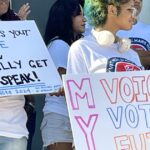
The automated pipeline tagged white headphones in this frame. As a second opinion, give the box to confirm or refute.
[91,29,131,53]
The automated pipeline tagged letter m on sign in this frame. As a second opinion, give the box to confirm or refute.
[66,78,95,110]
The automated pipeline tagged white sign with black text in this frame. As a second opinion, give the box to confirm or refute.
[0,20,61,96]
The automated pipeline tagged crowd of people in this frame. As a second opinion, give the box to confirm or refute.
[0,0,150,150]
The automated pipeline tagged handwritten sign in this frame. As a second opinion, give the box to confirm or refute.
[0,20,61,96]
[63,71,150,150]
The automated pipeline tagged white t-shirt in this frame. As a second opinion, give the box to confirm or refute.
[117,22,150,51]
[84,22,92,36]
[43,39,70,116]
[0,95,28,138]
[67,34,142,74]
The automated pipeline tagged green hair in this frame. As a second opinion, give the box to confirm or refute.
[84,0,130,27]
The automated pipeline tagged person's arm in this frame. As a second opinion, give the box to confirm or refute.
[133,50,150,69]
[47,40,69,96]
[17,3,31,20]
[50,67,66,96]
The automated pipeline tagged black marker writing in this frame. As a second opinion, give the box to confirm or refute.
[9,29,31,38]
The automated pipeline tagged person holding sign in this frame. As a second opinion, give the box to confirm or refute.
[0,1,32,150]
[41,0,86,150]
[67,0,143,74]
[66,0,144,149]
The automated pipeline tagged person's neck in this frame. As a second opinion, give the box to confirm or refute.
[95,24,117,35]
[94,26,120,43]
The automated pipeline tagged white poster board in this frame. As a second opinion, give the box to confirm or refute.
[63,71,150,150]
[0,20,61,96]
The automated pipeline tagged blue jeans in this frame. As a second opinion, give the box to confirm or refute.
[0,136,27,150]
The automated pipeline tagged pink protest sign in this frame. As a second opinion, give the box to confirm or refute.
[63,70,150,150]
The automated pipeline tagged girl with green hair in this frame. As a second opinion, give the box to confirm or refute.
[67,0,143,77]
[67,1,144,149]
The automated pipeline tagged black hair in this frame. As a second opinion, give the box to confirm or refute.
[79,0,84,7]
[44,0,82,45]
[0,2,20,20]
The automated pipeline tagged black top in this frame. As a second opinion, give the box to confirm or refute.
[0,9,20,21]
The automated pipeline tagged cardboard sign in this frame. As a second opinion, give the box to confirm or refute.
[0,20,61,96]
[63,71,150,150]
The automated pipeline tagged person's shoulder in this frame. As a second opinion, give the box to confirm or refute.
[135,21,150,29]
[127,48,141,61]
[48,39,69,49]
[69,35,95,55]
[52,39,69,46]
[117,21,150,37]
[71,35,94,47]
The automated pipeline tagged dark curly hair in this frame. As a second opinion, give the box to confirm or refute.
[84,0,131,28]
